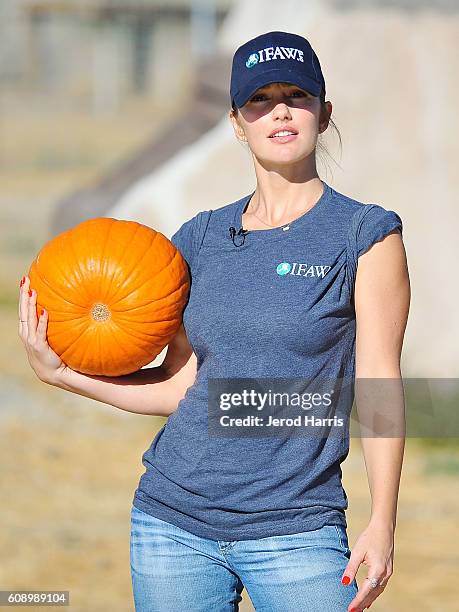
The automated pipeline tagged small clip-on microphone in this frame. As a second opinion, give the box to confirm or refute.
[229,226,249,247]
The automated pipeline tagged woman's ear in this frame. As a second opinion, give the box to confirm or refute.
[229,111,247,143]
[319,101,332,133]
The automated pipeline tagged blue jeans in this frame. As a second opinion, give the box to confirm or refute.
[130,504,358,611]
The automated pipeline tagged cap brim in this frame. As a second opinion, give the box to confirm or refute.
[233,69,322,108]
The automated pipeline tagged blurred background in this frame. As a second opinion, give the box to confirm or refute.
[1,0,458,610]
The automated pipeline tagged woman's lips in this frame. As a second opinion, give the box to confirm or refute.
[268,133,298,143]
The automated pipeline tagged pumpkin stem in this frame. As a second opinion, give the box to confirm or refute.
[91,303,111,322]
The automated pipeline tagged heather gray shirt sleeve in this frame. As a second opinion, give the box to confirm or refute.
[171,210,213,272]
[346,204,403,298]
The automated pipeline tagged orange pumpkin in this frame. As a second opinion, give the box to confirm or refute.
[28,217,190,376]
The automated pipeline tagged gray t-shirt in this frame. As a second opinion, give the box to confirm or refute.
[132,180,403,540]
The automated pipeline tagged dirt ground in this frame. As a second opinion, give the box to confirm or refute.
[1,101,458,611]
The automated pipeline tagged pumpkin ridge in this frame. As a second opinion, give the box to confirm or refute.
[66,229,98,303]
[41,310,87,318]
[111,250,182,306]
[108,225,160,304]
[108,322,143,364]
[61,320,117,373]
[47,317,88,334]
[91,218,115,302]
[109,318,166,360]
[97,320,147,366]
[97,324,116,374]
[114,315,178,325]
[37,231,95,306]
[75,324,98,371]
[33,266,88,310]
[114,318,178,339]
[47,322,87,341]
[100,220,144,303]
[52,320,94,362]
[112,282,187,311]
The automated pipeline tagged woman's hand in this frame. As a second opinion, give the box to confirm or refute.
[18,275,66,385]
[341,519,394,611]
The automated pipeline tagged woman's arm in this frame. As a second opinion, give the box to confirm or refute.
[19,275,197,418]
[354,228,410,527]
[342,228,410,612]
[50,324,197,417]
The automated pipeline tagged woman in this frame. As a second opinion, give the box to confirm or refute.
[19,31,410,612]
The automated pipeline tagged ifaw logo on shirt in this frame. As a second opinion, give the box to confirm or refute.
[276,262,331,278]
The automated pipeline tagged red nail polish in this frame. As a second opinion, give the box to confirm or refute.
[342,575,351,585]
[20,276,25,287]
[40,308,44,316]
[28,289,32,297]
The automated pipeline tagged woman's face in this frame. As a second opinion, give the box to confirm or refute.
[230,81,330,167]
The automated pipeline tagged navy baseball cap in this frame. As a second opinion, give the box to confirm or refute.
[230,31,326,109]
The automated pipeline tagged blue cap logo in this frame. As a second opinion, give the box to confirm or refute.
[246,53,259,68]
[276,262,292,276]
